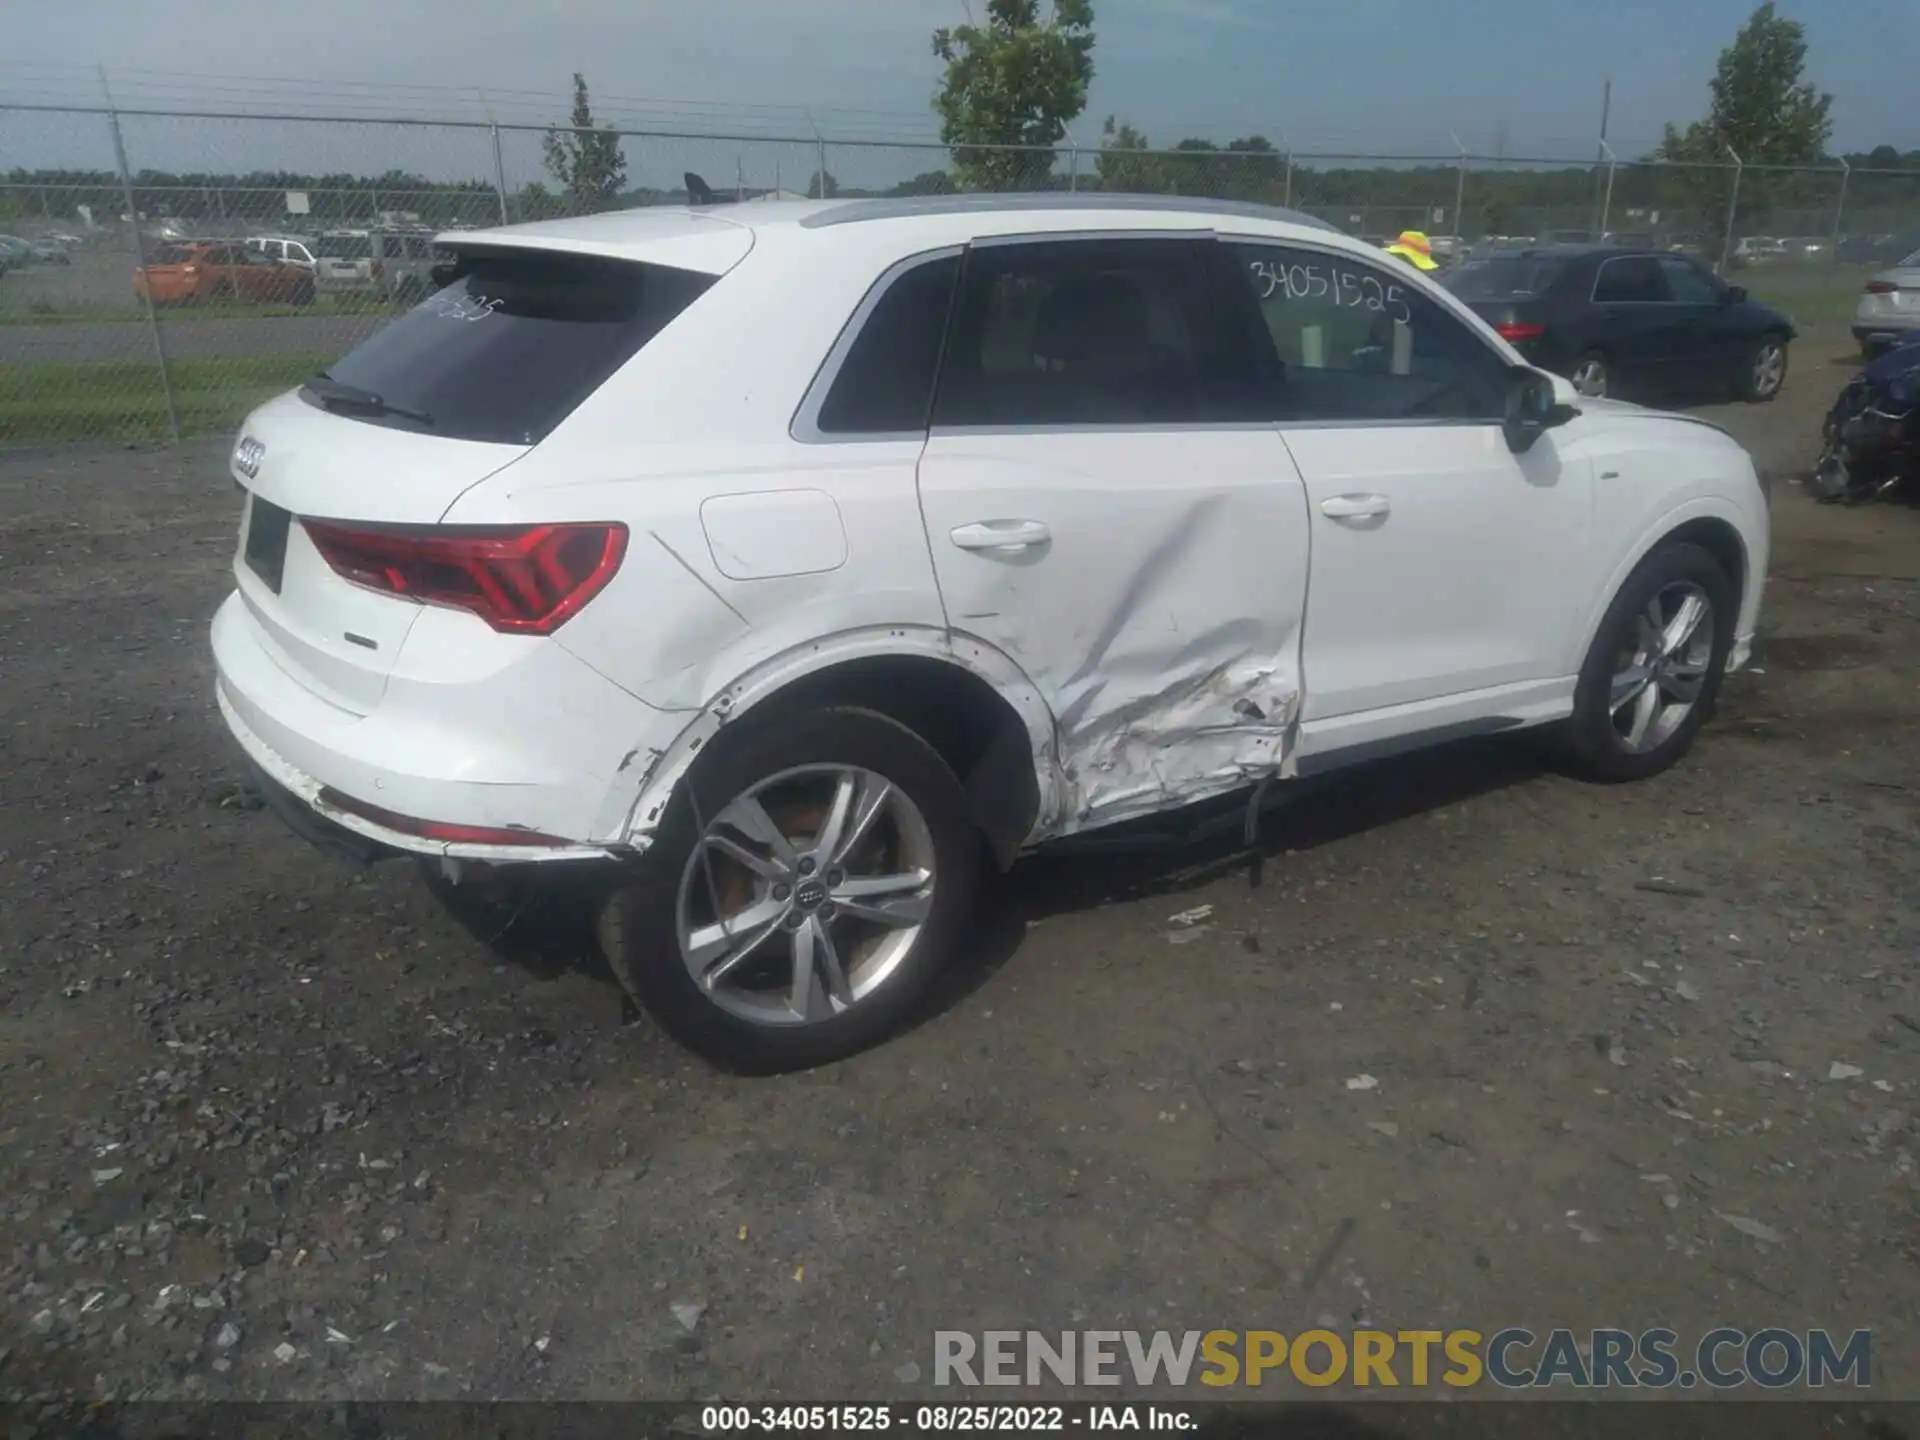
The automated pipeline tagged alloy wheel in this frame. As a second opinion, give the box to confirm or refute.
[1608,581,1715,755]
[1752,341,1786,399]
[1571,357,1608,398]
[674,765,937,1027]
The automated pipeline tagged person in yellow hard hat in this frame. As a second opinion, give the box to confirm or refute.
[1383,230,1440,272]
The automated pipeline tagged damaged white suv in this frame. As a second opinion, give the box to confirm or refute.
[213,194,1770,1071]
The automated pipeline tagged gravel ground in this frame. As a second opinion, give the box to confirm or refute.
[2,335,1919,1414]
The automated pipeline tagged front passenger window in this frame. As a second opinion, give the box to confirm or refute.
[1223,241,1509,422]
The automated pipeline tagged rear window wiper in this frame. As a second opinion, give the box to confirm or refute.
[304,372,434,426]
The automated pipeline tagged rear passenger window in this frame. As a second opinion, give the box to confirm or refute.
[1593,256,1669,303]
[815,255,959,435]
[931,238,1229,427]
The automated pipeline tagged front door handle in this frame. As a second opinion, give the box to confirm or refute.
[951,519,1052,552]
[1319,494,1391,520]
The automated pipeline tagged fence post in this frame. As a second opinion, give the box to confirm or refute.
[1718,142,1743,275]
[1067,146,1079,192]
[1830,158,1850,266]
[1450,133,1467,238]
[490,123,511,225]
[105,105,180,443]
[1284,141,1294,209]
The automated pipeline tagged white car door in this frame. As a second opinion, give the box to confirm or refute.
[1216,236,1594,757]
[915,235,1312,831]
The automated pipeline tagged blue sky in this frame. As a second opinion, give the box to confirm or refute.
[4,0,1914,170]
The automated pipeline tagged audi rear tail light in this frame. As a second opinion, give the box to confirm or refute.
[1865,280,1899,294]
[1495,321,1546,342]
[301,521,628,635]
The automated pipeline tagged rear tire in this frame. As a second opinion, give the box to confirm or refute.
[1564,542,1735,783]
[1740,334,1789,403]
[600,706,981,1074]
[1570,350,1610,399]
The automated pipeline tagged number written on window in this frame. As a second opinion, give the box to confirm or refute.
[1249,257,1411,325]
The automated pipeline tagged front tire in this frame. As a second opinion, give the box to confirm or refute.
[1564,541,1734,783]
[601,706,981,1073]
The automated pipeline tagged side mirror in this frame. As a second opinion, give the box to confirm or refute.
[1502,366,1571,453]
[1725,284,1748,305]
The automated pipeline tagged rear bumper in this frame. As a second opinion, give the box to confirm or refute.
[212,589,679,864]
[1854,317,1920,346]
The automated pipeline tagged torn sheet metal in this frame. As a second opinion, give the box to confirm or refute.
[915,429,1312,838]
[1056,653,1301,831]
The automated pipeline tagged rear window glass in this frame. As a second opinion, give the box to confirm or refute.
[315,234,371,259]
[1444,257,1570,300]
[307,249,716,446]
[150,246,195,265]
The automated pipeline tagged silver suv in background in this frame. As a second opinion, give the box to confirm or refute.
[311,228,446,303]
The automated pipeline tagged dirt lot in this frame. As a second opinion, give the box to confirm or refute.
[2,331,1918,1419]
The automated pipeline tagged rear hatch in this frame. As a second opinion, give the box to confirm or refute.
[313,233,375,285]
[230,225,747,714]
[1443,253,1575,360]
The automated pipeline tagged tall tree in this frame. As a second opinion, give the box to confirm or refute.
[1656,2,1833,166]
[1653,2,1833,244]
[932,0,1096,192]
[542,73,629,214]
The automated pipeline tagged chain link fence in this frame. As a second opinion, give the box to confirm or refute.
[5,101,1920,448]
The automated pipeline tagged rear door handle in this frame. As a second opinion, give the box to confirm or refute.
[1319,494,1391,520]
[950,519,1052,551]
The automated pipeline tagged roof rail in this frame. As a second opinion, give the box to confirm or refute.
[798,191,1343,233]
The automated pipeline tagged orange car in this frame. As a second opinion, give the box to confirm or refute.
[133,242,315,307]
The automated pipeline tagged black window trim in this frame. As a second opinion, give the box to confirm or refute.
[1216,231,1520,431]
[789,244,965,445]
[792,229,1529,442]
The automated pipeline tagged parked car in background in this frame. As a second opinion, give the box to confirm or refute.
[311,228,444,303]
[27,239,73,265]
[214,194,1770,1070]
[1444,244,1795,402]
[247,235,318,269]
[1854,248,1920,357]
[133,242,315,307]
[1601,231,1656,249]
[0,236,33,265]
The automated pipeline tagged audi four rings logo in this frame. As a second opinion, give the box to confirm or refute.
[234,437,265,479]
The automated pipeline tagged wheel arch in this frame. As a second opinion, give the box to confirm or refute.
[1575,502,1753,667]
[609,627,1062,870]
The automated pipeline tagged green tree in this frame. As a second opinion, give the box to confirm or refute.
[542,73,629,214]
[807,169,841,199]
[1653,3,1834,244]
[932,0,1095,192]
[1095,117,1165,193]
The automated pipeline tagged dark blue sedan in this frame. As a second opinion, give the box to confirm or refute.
[1443,245,1797,404]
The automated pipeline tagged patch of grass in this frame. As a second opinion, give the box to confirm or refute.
[0,296,398,326]
[0,355,328,446]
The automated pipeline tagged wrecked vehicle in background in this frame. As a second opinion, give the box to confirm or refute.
[211,194,1772,1072]
[1812,331,1920,504]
